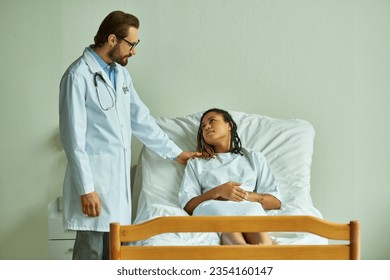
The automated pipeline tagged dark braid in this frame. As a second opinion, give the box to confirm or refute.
[197,108,243,158]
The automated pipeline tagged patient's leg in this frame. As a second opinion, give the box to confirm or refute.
[243,232,273,245]
[221,232,247,245]
[222,232,273,245]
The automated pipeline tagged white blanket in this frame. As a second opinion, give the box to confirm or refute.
[132,111,327,245]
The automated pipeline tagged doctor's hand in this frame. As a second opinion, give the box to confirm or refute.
[81,191,101,217]
[175,151,203,165]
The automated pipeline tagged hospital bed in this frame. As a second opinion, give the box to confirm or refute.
[110,111,360,259]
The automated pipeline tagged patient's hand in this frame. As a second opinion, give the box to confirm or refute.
[215,182,248,202]
[176,151,203,165]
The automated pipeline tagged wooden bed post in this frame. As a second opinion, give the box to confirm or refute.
[350,220,361,260]
[110,223,121,260]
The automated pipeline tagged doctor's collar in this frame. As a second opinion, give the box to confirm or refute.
[88,47,116,70]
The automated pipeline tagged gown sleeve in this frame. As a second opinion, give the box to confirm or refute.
[178,159,202,209]
[253,151,281,202]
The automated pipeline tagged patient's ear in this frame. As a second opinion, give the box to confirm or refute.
[228,121,233,130]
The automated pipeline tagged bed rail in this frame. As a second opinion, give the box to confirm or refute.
[110,215,360,260]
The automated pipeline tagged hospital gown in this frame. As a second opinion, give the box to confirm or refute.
[179,148,281,216]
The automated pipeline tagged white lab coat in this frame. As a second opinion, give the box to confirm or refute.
[59,48,182,232]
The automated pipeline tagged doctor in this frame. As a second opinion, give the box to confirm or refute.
[59,10,200,260]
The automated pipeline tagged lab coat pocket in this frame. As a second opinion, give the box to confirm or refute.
[89,154,112,194]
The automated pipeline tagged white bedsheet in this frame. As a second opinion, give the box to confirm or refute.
[131,111,327,245]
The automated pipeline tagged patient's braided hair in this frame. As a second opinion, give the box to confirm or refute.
[196,108,243,158]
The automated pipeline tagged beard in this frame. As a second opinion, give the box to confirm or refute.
[108,45,131,66]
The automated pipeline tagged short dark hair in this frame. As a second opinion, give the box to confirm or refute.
[94,10,139,47]
[197,108,242,158]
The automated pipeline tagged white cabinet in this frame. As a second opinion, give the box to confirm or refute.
[48,197,76,260]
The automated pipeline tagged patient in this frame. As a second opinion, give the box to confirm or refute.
[179,108,281,245]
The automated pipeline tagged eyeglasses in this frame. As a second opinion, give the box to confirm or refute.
[118,36,140,51]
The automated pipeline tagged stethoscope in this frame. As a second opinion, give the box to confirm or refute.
[94,72,116,111]
[94,72,131,111]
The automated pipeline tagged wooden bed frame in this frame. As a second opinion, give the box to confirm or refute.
[109,215,360,260]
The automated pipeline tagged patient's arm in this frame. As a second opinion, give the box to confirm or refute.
[184,182,247,215]
[246,192,281,210]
